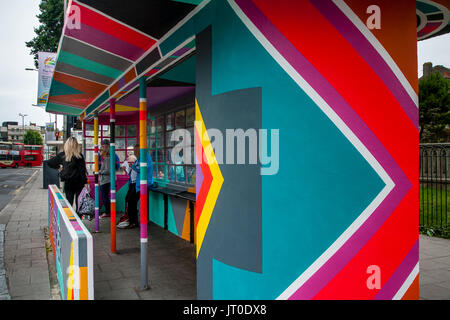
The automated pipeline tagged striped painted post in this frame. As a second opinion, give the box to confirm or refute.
[82,119,86,160]
[94,114,100,232]
[109,98,117,253]
[139,77,148,290]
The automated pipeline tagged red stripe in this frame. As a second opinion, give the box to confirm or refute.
[140,194,148,224]
[73,1,155,51]
[195,133,213,225]
[139,110,147,121]
[253,0,418,299]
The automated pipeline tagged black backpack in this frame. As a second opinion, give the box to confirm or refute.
[60,155,87,184]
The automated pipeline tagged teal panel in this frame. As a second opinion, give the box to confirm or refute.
[171,0,203,4]
[59,51,123,79]
[167,199,179,236]
[116,182,129,213]
[160,1,215,55]
[159,55,196,84]
[86,91,109,115]
[416,1,439,13]
[46,103,83,115]
[148,192,165,228]
[50,80,84,96]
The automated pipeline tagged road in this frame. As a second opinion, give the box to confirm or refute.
[0,167,39,213]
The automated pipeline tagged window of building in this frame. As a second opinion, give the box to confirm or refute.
[84,123,137,174]
[149,105,195,187]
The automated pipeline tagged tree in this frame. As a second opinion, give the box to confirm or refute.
[419,72,450,142]
[25,0,64,68]
[24,130,44,146]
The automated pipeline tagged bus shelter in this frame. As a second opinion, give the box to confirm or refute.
[45,0,450,300]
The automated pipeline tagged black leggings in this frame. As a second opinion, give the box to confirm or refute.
[125,183,138,225]
[65,187,83,216]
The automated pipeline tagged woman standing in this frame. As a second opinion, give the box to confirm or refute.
[99,145,111,219]
[48,137,88,216]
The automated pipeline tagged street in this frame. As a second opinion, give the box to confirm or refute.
[0,168,38,213]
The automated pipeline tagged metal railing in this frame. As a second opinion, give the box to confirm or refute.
[419,143,450,237]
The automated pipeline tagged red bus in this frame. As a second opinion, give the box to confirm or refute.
[0,142,24,168]
[24,145,44,167]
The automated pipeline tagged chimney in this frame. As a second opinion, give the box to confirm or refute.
[423,62,433,78]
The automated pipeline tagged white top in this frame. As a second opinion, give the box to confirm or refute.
[121,161,137,183]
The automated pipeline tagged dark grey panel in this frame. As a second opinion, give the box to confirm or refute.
[196,26,262,299]
[170,196,188,236]
[62,37,132,71]
[55,62,115,85]
[136,48,161,75]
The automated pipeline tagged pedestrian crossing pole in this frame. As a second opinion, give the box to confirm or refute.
[94,113,100,232]
[110,98,117,253]
[139,77,148,290]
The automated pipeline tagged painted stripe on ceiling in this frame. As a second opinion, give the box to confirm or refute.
[72,0,157,48]
[86,91,110,115]
[49,79,85,96]
[61,36,132,71]
[58,51,123,79]
[72,0,157,43]
[46,103,85,115]
[66,23,147,61]
[135,48,162,75]
[55,61,116,85]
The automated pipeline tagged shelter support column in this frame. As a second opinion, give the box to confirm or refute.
[110,98,117,253]
[139,77,148,290]
[94,113,100,232]
[82,118,86,159]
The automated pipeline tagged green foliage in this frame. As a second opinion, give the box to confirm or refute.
[419,72,450,142]
[25,0,64,68]
[24,130,44,145]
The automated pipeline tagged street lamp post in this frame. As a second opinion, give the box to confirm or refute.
[18,113,28,142]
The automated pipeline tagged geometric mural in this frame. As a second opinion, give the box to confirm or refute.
[45,0,450,300]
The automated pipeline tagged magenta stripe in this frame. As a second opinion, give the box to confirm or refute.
[122,79,139,93]
[71,221,83,231]
[116,77,126,89]
[66,24,146,61]
[173,47,192,57]
[196,163,204,200]
[235,0,411,299]
[310,0,418,130]
[374,240,419,300]
[418,22,442,37]
[141,224,147,239]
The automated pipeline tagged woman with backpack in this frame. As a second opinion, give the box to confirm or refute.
[48,136,88,216]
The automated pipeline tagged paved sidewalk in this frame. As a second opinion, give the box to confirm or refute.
[419,234,450,300]
[2,169,50,300]
[0,168,449,300]
[1,168,196,300]
[83,219,196,300]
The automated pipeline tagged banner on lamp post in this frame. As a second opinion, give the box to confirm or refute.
[37,52,57,106]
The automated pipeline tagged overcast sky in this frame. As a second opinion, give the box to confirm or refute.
[0,1,448,129]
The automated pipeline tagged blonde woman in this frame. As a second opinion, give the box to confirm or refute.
[48,136,88,216]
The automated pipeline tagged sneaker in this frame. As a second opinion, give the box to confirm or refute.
[125,223,138,229]
[100,213,110,219]
[117,220,130,229]
[117,214,129,225]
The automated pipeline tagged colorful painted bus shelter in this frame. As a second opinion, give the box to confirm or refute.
[45,0,450,299]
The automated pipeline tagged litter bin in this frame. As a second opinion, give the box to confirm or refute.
[43,160,60,189]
